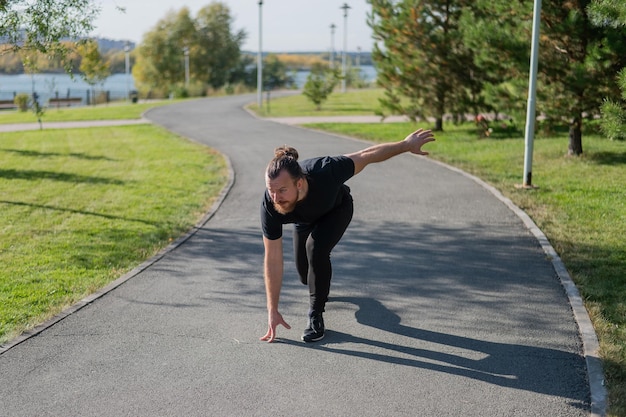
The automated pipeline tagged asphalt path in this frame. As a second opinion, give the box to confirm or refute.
[0,95,601,416]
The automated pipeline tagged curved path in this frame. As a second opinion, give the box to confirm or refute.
[0,95,599,416]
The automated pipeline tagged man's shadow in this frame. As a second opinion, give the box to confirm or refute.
[294,296,589,408]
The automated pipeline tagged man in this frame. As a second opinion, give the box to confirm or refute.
[260,129,435,343]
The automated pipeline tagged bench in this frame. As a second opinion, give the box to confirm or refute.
[0,99,17,110]
[49,97,83,107]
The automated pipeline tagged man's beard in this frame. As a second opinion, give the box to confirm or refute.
[273,200,296,215]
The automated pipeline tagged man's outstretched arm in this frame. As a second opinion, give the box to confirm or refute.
[345,129,435,175]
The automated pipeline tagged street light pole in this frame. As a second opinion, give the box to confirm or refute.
[124,42,131,100]
[330,23,336,69]
[257,0,263,109]
[522,0,542,188]
[183,46,190,87]
[340,3,350,93]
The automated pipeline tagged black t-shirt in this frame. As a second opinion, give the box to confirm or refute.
[261,155,355,240]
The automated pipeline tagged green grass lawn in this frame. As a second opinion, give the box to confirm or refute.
[250,88,387,117]
[0,100,173,124]
[0,124,228,343]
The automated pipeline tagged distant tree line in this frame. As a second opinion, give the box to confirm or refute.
[0,41,133,74]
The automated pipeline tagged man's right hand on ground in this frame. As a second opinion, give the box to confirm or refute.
[260,310,291,343]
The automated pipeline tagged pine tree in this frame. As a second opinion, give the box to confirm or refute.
[368,0,476,131]
[588,0,626,141]
[463,0,626,154]
[302,64,338,110]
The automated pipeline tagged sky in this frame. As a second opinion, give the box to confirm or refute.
[91,0,374,52]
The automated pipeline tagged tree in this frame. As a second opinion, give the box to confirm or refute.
[0,0,99,71]
[262,54,295,90]
[19,50,44,128]
[134,7,196,97]
[588,0,626,141]
[193,2,246,89]
[460,1,533,125]
[368,0,477,131]
[462,0,626,155]
[78,39,110,104]
[302,64,338,110]
[540,0,625,155]
[134,2,246,96]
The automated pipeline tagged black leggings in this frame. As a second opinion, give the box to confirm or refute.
[293,195,353,316]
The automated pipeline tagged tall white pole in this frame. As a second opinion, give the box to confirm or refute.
[522,0,542,187]
[341,3,350,93]
[330,23,336,69]
[124,42,130,100]
[183,47,190,87]
[257,1,263,109]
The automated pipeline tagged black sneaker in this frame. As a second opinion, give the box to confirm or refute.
[302,313,325,342]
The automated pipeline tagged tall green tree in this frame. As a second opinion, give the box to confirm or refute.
[134,2,246,95]
[368,0,477,131]
[462,0,626,155]
[193,2,246,89]
[460,1,533,125]
[134,7,196,96]
[0,0,99,71]
[540,0,625,155]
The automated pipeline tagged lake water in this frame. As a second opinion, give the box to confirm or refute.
[292,64,377,87]
[0,65,377,105]
[0,73,135,105]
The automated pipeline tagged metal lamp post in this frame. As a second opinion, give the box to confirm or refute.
[522,0,541,188]
[124,42,131,100]
[330,23,336,69]
[340,3,350,93]
[183,46,190,88]
[257,0,263,109]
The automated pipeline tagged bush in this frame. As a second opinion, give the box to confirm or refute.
[14,94,30,112]
[303,66,338,110]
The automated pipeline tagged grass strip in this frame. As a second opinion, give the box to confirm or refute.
[250,88,387,117]
[0,124,228,343]
[0,100,174,124]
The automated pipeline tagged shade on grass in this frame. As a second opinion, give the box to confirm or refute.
[0,124,228,343]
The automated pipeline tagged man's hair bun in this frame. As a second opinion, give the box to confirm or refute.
[274,145,299,161]
[266,145,303,180]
